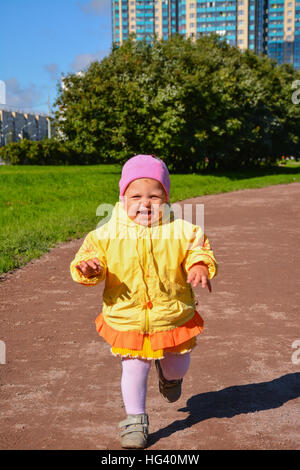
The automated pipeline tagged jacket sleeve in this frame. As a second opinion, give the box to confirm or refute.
[70,230,107,286]
[182,227,218,280]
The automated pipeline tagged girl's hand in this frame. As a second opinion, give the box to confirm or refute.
[187,262,212,292]
[75,258,103,278]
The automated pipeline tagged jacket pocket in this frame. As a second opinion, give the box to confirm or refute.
[153,282,192,312]
[103,282,144,307]
[103,282,132,306]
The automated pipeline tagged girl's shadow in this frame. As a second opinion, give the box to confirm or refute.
[148,373,300,446]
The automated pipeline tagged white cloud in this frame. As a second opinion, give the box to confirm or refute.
[0,80,6,105]
[71,49,110,72]
[44,63,60,82]
[4,77,43,112]
[78,0,110,15]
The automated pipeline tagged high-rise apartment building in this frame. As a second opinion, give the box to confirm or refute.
[112,1,300,69]
[267,0,300,69]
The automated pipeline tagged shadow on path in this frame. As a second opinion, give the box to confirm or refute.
[148,373,300,446]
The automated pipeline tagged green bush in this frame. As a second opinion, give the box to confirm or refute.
[0,138,105,165]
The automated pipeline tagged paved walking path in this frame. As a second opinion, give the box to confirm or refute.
[0,183,299,450]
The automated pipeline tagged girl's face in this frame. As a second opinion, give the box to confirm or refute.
[123,178,167,226]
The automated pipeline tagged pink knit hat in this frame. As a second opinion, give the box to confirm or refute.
[119,154,170,201]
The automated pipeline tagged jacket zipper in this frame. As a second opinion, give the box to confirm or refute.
[142,230,152,334]
[143,300,153,333]
[145,304,149,333]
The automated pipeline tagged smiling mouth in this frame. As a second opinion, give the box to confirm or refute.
[137,210,152,215]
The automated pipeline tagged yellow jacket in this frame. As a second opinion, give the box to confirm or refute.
[70,201,217,349]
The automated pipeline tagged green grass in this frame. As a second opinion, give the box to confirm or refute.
[1,161,300,276]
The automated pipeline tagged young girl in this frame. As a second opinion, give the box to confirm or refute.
[70,154,217,449]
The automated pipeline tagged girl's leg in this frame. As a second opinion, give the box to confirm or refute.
[121,357,151,415]
[159,352,190,381]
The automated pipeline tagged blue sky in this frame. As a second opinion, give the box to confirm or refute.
[0,0,112,115]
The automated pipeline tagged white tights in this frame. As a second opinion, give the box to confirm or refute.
[121,353,190,415]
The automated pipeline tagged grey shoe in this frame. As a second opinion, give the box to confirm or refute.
[119,413,149,449]
[155,359,183,403]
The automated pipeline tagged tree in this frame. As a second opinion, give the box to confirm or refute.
[55,35,300,171]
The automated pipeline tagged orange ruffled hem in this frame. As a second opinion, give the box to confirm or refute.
[111,335,196,360]
[94,310,204,351]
